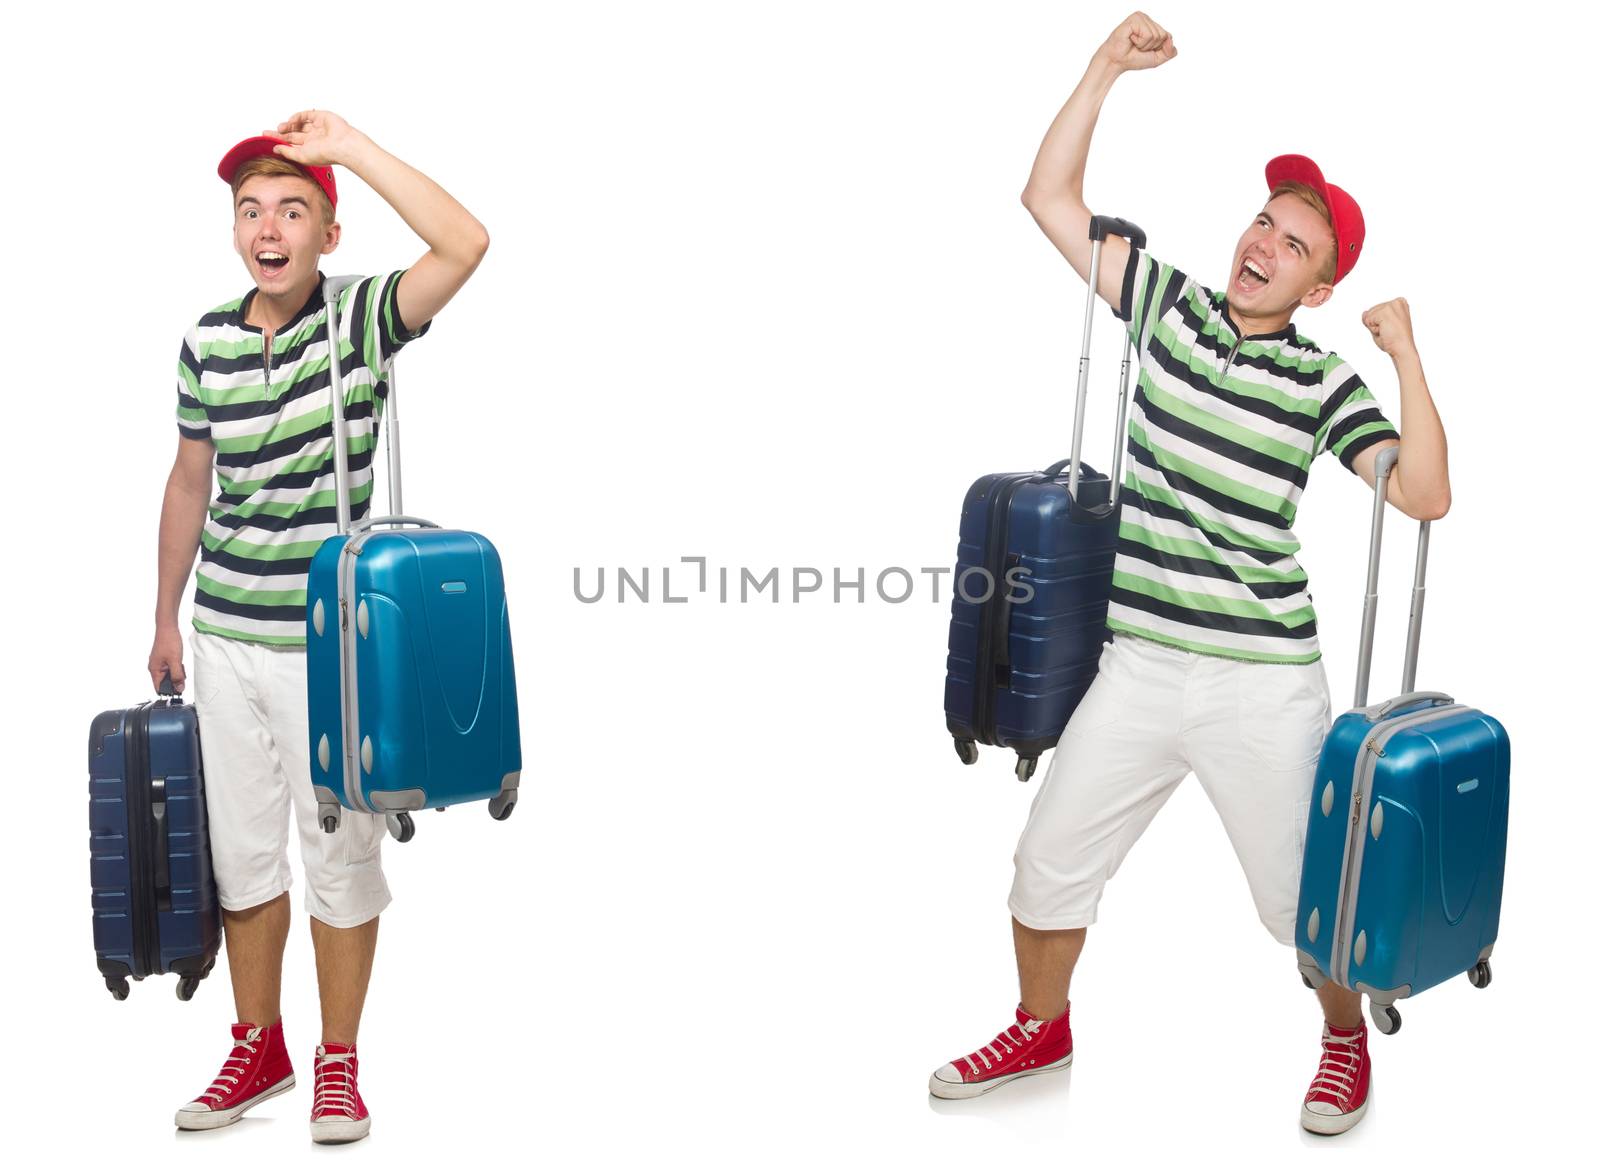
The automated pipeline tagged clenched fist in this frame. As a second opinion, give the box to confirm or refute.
[1362,298,1418,359]
[1097,11,1177,73]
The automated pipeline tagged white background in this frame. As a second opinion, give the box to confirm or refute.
[4,1,1595,1156]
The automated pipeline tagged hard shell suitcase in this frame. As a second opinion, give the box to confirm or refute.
[88,678,221,1000]
[945,217,1144,780]
[306,276,522,844]
[1295,446,1510,1034]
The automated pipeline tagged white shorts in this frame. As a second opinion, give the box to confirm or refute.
[1009,632,1332,945]
[189,631,392,928]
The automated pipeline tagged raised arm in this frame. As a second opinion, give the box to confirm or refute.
[1020,12,1176,310]
[268,110,491,334]
[1349,298,1451,522]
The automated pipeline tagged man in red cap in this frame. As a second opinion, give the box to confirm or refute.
[927,12,1451,1137]
[150,109,489,1143]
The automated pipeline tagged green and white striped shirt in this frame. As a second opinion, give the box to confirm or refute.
[1110,250,1397,665]
[174,271,429,646]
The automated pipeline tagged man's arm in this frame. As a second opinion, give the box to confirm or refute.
[149,433,214,692]
[1349,298,1451,522]
[269,110,490,333]
[1020,12,1176,310]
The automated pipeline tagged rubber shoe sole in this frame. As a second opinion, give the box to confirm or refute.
[928,1050,1073,1100]
[175,1075,296,1130]
[311,1113,372,1144]
[1301,1080,1371,1135]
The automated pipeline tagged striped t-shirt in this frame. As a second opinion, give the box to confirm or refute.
[174,271,429,646]
[1107,250,1397,665]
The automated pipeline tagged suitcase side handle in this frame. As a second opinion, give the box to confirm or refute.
[1363,691,1455,723]
[1066,218,1146,506]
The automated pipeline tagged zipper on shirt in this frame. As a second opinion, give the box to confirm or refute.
[263,331,273,391]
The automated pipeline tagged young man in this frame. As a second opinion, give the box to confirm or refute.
[927,13,1450,1137]
[149,110,489,1143]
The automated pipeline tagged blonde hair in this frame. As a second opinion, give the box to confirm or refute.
[1269,180,1337,284]
[230,156,335,227]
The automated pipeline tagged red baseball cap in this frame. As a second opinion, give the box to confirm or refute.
[1264,154,1363,284]
[217,136,338,213]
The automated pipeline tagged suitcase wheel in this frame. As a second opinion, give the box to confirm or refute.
[176,976,200,1002]
[1372,1004,1401,1035]
[320,816,338,834]
[386,812,416,843]
[488,792,516,822]
[953,737,979,766]
[1468,961,1492,989]
[1301,973,1315,990]
[105,977,129,1002]
[1015,756,1039,782]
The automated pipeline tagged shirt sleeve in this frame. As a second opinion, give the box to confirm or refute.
[335,269,432,380]
[1315,355,1399,472]
[174,326,210,441]
[1114,249,1194,357]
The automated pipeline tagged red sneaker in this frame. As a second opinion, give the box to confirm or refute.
[929,1004,1074,1099]
[310,1042,371,1144]
[1301,1020,1372,1135]
[174,1021,296,1130]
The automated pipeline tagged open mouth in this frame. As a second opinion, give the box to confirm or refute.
[1236,256,1269,291]
[256,251,290,276]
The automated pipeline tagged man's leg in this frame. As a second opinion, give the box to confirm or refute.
[177,633,298,1131]
[266,642,392,1142]
[311,915,380,1043]
[1013,920,1085,1022]
[223,893,292,1027]
[930,635,1191,1099]
[1316,981,1362,1029]
[1183,653,1372,1135]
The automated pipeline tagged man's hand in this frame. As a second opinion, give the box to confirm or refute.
[1362,298,1418,360]
[1096,12,1177,73]
[267,109,367,169]
[149,625,186,694]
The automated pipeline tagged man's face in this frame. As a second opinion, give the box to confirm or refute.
[231,174,339,300]
[1226,192,1336,319]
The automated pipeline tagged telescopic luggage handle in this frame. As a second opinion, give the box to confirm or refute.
[322,275,408,535]
[1063,216,1146,505]
[1353,444,1434,708]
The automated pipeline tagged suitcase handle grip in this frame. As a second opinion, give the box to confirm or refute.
[1088,215,1147,250]
[1042,457,1088,479]
[1362,691,1454,723]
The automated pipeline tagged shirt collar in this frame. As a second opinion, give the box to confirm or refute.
[1213,289,1298,345]
[237,272,328,334]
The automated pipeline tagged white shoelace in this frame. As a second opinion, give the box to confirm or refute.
[1307,1028,1363,1108]
[963,1018,1043,1074]
[202,1027,263,1103]
[313,1048,359,1118]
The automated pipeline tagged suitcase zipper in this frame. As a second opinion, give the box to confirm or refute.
[1328,703,1475,988]
[337,532,368,813]
[125,704,160,979]
[972,475,1028,746]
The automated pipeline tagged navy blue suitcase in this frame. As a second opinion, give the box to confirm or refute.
[945,217,1143,780]
[88,678,221,1001]
[1295,447,1510,1034]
